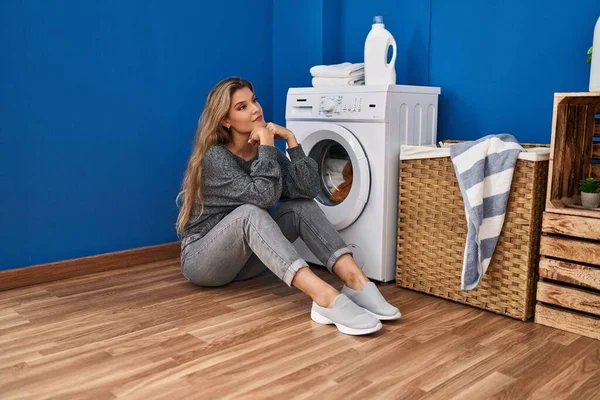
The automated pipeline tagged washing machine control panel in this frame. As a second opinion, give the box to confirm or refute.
[319,95,365,117]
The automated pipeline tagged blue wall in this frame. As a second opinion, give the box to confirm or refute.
[0,0,272,270]
[429,0,599,143]
[2,1,598,271]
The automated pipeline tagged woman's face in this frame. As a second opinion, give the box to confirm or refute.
[224,87,266,134]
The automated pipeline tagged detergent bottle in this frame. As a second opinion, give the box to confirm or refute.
[364,16,397,85]
[590,16,600,92]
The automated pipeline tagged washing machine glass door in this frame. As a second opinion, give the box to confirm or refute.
[301,123,370,230]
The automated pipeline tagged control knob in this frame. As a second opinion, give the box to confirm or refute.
[320,97,337,113]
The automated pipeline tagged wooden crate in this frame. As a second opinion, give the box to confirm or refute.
[535,92,600,340]
[545,92,600,217]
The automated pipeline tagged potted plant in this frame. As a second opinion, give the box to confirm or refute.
[579,177,600,208]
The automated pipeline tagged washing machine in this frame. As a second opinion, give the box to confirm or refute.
[285,84,441,282]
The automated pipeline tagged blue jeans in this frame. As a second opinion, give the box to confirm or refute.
[180,199,351,287]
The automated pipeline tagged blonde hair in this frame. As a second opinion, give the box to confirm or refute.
[176,77,254,236]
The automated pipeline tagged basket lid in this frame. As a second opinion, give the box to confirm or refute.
[400,145,549,161]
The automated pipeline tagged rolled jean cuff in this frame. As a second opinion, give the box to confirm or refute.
[326,246,353,272]
[283,259,308,286]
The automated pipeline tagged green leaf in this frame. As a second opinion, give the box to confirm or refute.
[587,46,593,64]
[580,177,600,193]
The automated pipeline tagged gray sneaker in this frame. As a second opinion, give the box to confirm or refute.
[310,294,382,335]
[341,282,401,320]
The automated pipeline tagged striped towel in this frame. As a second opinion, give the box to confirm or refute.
[449,134,523,290]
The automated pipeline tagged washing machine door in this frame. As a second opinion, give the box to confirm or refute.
[301,123,370,230]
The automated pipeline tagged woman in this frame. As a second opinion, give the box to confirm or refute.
[177,77,400,335]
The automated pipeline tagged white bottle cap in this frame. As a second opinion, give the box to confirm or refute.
[373,16,383,24]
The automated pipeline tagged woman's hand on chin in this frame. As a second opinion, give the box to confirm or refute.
[248,126,274,147]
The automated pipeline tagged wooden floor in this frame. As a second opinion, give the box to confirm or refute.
[1,259,599,400]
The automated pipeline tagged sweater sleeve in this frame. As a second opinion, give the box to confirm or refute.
[202,145,283,209]
[279,144,320,199]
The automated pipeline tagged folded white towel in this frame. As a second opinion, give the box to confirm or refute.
[312,76,365,87]
[310,62,364,78]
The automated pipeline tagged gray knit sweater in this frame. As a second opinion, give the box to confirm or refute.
[183,144,320,239]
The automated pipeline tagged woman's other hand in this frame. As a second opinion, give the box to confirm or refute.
[266,123,299,148]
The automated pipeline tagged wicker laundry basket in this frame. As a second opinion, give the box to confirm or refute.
[396,143,549,320]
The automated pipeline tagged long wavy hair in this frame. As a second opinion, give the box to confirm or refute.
[176,77,254,236]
